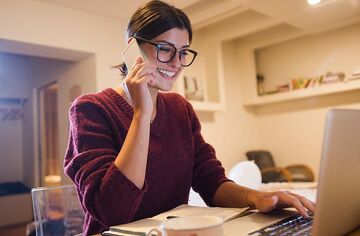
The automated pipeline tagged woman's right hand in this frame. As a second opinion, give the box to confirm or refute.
[125,57,157,117]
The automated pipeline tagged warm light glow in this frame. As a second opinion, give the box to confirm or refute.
[45,175,61,183]
[307,0,321,5]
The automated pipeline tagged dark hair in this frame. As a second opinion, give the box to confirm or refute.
[114,0,193,76]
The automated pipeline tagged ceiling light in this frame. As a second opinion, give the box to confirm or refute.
[307,0,321,5]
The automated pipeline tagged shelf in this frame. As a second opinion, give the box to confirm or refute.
[0,97,28,105]
[190,100,226,112]
[173,26,226,112]
[243,79,360,107]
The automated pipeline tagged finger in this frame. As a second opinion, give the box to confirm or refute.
[127,62,144,80]
[135,67,156,83]
[289,193,316,213]
[277,192,309,218]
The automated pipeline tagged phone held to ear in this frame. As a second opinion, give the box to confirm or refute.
[121,37,145,70]
[120,37,146,106]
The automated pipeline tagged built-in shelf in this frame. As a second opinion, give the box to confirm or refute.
[243,79,360,107]
[0,97,28,105]
[190,100,226,112]
[174,26,226,112]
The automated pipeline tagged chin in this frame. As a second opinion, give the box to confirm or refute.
[156,78,177,92]
[156,83,174,92]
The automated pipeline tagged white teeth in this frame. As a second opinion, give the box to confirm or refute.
[158,69,175,77]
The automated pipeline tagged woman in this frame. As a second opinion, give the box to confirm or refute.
[64,1,315,235]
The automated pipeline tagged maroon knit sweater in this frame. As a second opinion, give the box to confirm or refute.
[64,88,229,235]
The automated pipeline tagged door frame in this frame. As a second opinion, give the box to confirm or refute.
[33,80,58,187]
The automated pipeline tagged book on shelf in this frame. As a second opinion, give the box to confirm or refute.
[101,204,248,236]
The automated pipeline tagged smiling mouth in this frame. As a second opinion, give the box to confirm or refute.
[158,68,176,79]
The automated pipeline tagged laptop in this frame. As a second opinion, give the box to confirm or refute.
[229,109,360,236]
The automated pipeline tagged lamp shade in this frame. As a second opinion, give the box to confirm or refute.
[228,161,262,190]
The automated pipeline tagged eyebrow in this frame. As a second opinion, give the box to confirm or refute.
[155,40,190,49]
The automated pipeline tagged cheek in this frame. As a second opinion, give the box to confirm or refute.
[176,68,184,78]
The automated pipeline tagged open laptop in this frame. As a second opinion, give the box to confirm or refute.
[227,109,360,236]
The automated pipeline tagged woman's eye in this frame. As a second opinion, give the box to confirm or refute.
[158,46,172,53]
[180,50,189,57]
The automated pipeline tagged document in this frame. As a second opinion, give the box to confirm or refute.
[102,204,248,236]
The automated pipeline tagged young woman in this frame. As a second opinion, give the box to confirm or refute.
[64,1,315,235]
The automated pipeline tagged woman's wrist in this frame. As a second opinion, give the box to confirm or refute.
[133,110,152,123]
[246,189,261,209]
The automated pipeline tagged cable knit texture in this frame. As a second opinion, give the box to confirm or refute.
[64,88,230,235]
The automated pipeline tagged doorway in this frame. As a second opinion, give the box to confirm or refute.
[37,82,61,186]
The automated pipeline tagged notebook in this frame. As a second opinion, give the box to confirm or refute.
[244,108,360,235]
[102,204,248,236]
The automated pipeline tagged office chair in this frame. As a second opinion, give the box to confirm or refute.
[246,150,315,183]
[31,185,84,236]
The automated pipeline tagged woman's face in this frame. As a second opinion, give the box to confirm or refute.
[140,27,190,91]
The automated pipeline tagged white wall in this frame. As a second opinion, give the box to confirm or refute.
[0,0,125,91]
[190,18,263,173]
[243,23,360,177]
[257,23,360,91]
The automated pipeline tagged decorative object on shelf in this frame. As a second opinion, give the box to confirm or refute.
[0,97,27,121]
[256,74,265,95]
[183,76,204,101]
[276,83,290,93]
[321,71,345,84]
[344,70,360,82]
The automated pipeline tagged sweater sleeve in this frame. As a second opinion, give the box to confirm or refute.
[186,102,231,206]
[64,97,147,227]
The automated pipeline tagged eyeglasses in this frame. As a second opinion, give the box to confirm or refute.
[133,36,198,67]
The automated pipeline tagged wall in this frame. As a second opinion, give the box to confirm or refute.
[189,13,265,173]
[0,53,71,184]
[0,0,125,91]
[0,0,125,186]
[257,23,360,91]
[242,22,360,177]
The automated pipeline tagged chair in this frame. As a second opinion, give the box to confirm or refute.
[31,185,84,236]
[246,150,314,183]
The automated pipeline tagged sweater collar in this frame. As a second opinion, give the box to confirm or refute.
[105,88,164,137]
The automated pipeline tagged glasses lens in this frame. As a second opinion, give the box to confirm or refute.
[156,44,197,67]
[179,49,196,67]
[157,45,176,63]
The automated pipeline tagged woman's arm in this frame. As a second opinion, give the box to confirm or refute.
[212,181,316,218]
[114,57,156,189]
[114,112,151,189]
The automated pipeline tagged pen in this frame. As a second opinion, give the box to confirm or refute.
[166,216,179,219]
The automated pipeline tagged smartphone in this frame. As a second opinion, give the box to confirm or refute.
[121,37,145,70]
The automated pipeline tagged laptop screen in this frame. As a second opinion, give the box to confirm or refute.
[312,109,360,235]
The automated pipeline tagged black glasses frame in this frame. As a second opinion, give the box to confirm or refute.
[133,36,198,67]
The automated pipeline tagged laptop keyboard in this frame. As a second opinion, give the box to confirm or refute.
[248,213,314,236]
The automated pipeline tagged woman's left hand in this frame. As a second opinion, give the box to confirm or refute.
[249,190,316,218]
